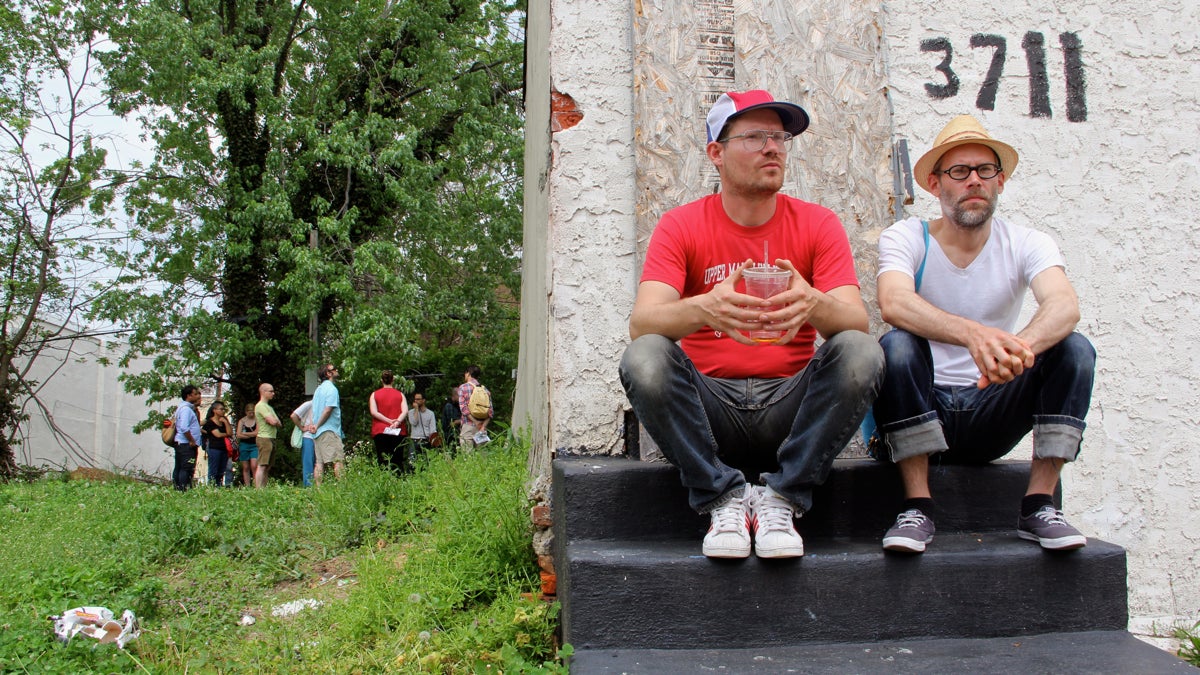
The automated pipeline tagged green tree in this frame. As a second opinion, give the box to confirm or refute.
[0,0,134,476]
[89,0,525,437]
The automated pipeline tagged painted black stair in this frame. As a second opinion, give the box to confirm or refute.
[552,456,1193,672]
[568,630,1196,674]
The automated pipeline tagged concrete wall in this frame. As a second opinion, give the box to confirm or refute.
[522,0,1198,633]
[17,328,171,476]
[884,0,1200,637]
[536,0,639,458]
[514,0,553,475]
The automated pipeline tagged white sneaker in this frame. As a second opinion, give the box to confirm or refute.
[702,487,751,558]
[749,485,805,558]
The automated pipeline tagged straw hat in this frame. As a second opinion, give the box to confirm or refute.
[913,115,1019,194]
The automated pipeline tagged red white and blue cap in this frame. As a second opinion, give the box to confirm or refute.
[706,90,810,143]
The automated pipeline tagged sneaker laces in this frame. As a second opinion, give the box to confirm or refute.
[893,509,928,529]
[1031,506,1068,525]
[710,494,746,533]
[752,488,795,532]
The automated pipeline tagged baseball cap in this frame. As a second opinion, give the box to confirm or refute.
[706,90,810,142]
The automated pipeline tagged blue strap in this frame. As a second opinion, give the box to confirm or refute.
[863,219,933,452]
[914,220,930,292]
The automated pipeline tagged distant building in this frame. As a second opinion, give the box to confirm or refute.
[16,321,172,476]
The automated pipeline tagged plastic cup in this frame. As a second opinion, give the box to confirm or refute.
[742,266,791,342]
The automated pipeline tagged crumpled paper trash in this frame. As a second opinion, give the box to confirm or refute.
[50,606,140,649]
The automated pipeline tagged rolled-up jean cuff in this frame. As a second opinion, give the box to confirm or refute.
[882,414,948,463]
[1033,419,1084,461]
[699,484,747,514]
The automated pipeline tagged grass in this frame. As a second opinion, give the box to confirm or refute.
[0,437,569,673]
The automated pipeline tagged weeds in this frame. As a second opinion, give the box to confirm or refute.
[1176,621,1200,667]
[0,437,565,673]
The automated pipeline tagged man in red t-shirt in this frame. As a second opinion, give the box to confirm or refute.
[619,90,884,559]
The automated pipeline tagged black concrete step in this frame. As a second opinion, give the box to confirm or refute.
[568,630,1195,674]
[553,456,1058,543]
[560,533,1127,650]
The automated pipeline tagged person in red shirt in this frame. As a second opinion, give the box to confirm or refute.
[620,90,883,559]
[369,370,409,473]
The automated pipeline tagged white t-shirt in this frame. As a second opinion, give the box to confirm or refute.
[292,400,315,439]
[878,216,1065,387]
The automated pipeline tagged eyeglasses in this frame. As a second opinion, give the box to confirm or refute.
[721,129,793,153]
[939,163,1002,180]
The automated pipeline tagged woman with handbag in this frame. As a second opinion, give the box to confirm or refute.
[202,401,235,487]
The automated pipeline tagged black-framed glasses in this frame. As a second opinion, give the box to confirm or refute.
[721,129,793,153]
[940,163,1002,180]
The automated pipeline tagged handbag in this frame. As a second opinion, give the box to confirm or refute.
[861,220,930,453]
[290,425,303,449]
[428,431,442,448]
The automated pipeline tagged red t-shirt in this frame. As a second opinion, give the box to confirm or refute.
[371,387,407,436]
[640,193,860,379]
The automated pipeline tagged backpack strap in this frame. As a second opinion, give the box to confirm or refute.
[914,220,931,292]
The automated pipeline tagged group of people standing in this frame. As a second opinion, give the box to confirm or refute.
[169,364,495,491]
[171,381,291,491]
[621,90,1096,559]
[369,365,496,472]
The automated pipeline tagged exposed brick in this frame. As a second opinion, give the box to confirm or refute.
[531,504,553,527]
[539,571,557,596]
[551,90,583,132]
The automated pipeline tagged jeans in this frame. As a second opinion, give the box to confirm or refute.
[619,331,884,513]
[206,446,230,487]
[407,438,431,467]
[301,437,315,487]
[873,330,1096,464]
[173,442,196,491]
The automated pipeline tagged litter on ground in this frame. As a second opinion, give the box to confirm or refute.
[50,606,140,649]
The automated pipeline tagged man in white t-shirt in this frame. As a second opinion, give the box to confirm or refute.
[872,115,1096,554]
[290,399,316,487]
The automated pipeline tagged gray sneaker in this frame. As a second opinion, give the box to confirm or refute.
[1018,506,1087,550]
[882,509,936,553]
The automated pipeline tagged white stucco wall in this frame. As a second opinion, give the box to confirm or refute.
[883,0,1200,634]
[532,0,1198,633]
[544,0,639,455]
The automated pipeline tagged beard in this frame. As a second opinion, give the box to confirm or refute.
[944,191,997,230]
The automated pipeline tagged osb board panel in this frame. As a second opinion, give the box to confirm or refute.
[632,0,894,332]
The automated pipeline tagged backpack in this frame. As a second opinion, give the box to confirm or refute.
[161,419,176,446]
[467,384,492,421]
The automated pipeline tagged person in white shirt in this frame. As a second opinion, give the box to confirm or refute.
[290,399,316,487]
[871,115,1096,554]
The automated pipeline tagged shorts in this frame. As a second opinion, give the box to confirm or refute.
[239,443,258,461]
[256,436,276,465]
[314,431,345,464]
